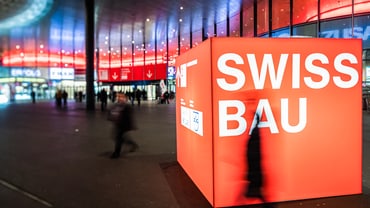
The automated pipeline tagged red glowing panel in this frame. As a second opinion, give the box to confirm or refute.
[176,39,214,205]
[2,52,86,68]
[293,0,370,24]
[154,64,167,80]
[176,38,362,207]
[133,66,144,81]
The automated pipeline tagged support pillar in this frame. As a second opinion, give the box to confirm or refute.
[85,0,95,111]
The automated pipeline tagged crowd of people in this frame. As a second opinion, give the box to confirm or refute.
[54,90,69,108]
[50,87,176,159]
[96,88,146,110]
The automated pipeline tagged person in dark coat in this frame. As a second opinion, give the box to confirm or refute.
[100,88,108,111]
[135,89,142,107]
[163,91,170,104]
[245,114,275,208]
[30,91,36,103]
[62,90,68,107]
[108,92,139,159]
[246,114,263,196]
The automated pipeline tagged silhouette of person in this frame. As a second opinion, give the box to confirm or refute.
[55,90,62,107]
[245,113,275,208]
[100,88,108,111]
[135,89,142,107]
[111,90,117,103]
[163,91,169,104]
[30,91,36,103]
[129,91,135,106]
[78,91,83,102]
[62,90,68,107]
[108,92,139,159]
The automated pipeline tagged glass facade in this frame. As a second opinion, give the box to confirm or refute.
[1,0,370,102]
[272,0,290,30]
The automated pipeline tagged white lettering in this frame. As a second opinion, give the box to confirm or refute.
[247,54,288,89]
[281,98,307,133]
[353,27,364,39]
[333,53,359,88]
[292,54,301,89]
[216,52,359,90]
[217,53,245,91]
[363,26,370,41]
[304,53,330,89]
[219,100,246,137]
[251,99,279,134]
[176,59,198,88]
[321,26,370,41]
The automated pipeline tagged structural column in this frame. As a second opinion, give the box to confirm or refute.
[85,0,95,110]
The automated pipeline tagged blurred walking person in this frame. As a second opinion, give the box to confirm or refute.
[107,92,139,159]
[31,91,36,103]
[245,113,275,208]
[55,90,62,108]
[62,90,68,107]
[100,88,108,111]
[135,89,142,107]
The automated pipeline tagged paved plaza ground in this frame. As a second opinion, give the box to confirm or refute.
[0,100,369,207]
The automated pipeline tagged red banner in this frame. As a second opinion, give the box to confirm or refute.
[97,63,167,82]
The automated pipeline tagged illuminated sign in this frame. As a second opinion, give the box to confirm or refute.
[49,68,75,80]
[176,38,362,207]
[0,77,46,83]
[98,69,108,81]
[278,25,370,40]
[321,25,370,40]
[121,68,131,80]
[167,66,176,79]
[97,64,167,82]
[11,68,42,77]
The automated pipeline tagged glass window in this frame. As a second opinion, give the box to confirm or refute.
[73,21,85,54]
[319,18,352,38]
[73,21,85,69]
[230,13,241,37]
[354,15,370,49]
[259,33,269,37]
[320,0,352,20]
[23,28,36,67]
[167,27,178,66]
[272,0,290,30]
[271,27,290,37]
[133,25,144,67]
[153,20,167,65]
[293,0,318,24]
[217,20,227,37]
[121,25,133,67]
[257,0,269,35]
[60,16,75,69]
[192,29,203,48]
[180,18,190,54]
[206,22,216,39]
[142,20,156,65]
[354,0,370,14]
[108,27,121,68]
[49,20,63,68]
[293,23,317,37]
[34,24,49,68]
[242,0,254,37]
[363,49,370,84]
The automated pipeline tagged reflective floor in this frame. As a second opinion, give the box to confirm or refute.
[0,100,369,208]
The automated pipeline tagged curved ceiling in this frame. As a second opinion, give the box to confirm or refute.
[0,0,53,30]
[0,0,244,60]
